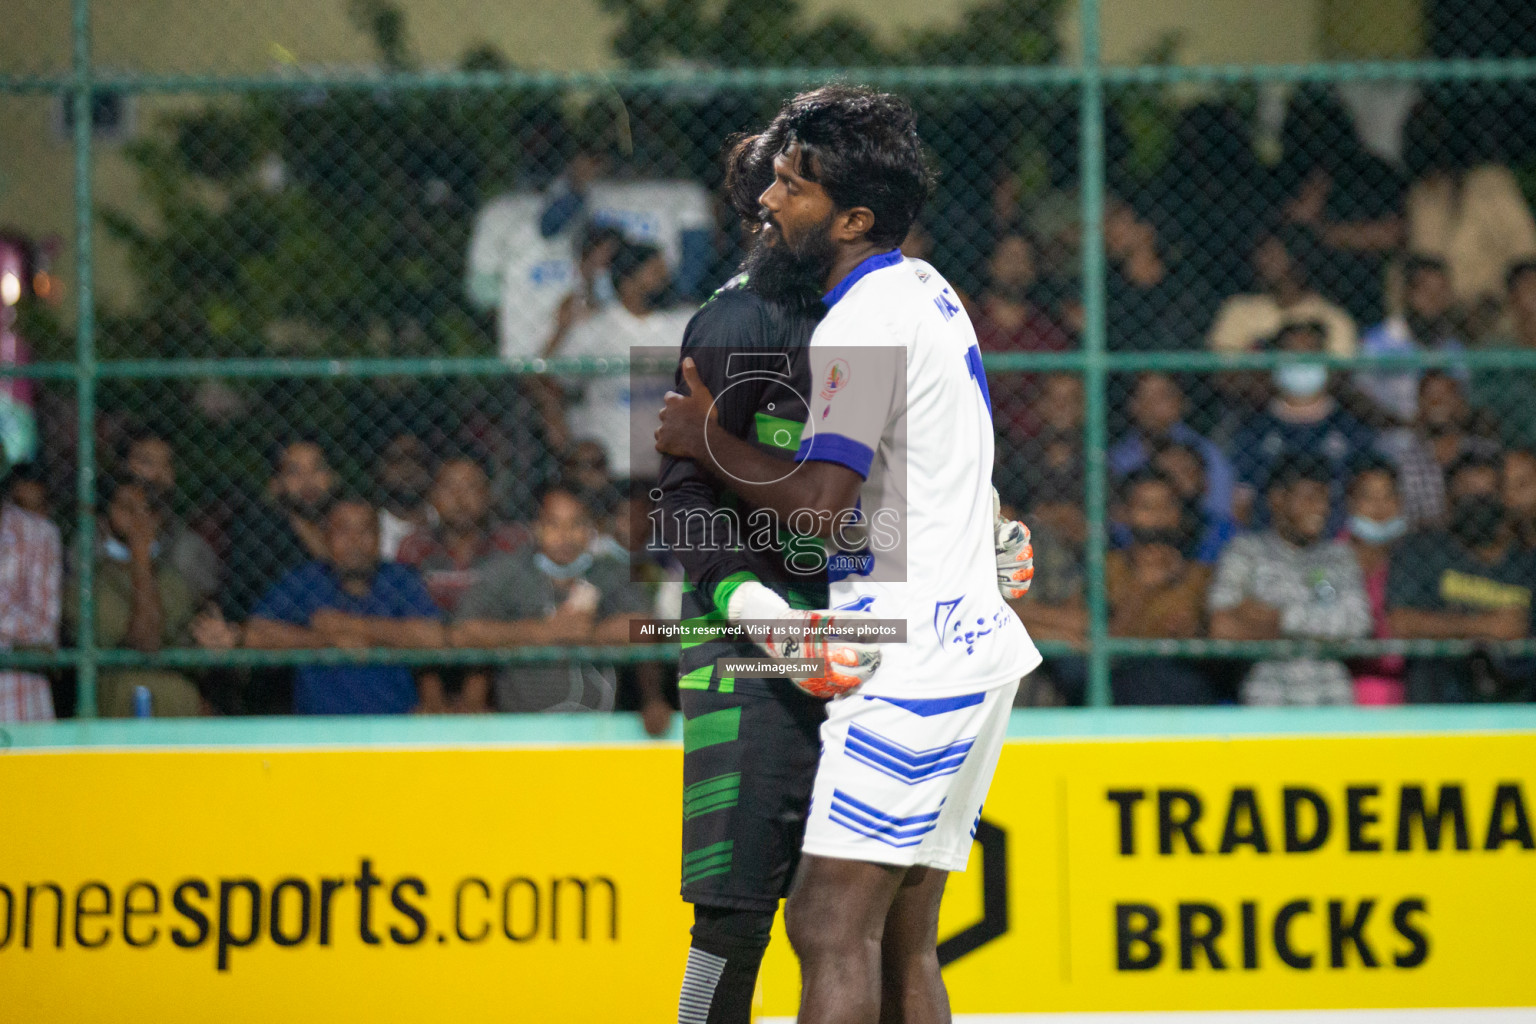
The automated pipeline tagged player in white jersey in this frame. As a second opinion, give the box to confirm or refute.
[655,86,1039,1024]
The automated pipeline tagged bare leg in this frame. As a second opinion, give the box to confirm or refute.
[878,866,950,1024]
[784,854,906,1024]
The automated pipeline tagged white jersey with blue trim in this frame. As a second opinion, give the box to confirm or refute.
[793,251,1042,696]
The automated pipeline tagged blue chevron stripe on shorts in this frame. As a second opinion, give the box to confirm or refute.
[844,723,975,784]
[828,789,944,847]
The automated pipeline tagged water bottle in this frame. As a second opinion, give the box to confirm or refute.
[132,685,152,718]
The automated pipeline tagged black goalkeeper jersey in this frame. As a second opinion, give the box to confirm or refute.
[657,276,827,695]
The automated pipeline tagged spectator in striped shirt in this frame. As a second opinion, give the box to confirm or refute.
[0,461,62,721]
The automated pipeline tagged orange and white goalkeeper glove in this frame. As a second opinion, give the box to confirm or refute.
[994,486,1034,600]
[727,582,882,699]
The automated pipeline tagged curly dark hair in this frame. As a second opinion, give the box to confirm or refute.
[721,131,778,226]
[768,85,934,249]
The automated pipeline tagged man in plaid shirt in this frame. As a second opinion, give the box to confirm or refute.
[0,463,62,720]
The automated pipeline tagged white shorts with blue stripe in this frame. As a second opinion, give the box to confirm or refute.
[800,679,1018,872]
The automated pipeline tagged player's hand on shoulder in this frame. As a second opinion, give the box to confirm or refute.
[655,357,717,459]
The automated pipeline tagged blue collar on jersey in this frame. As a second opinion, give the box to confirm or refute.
[821,248,905,309]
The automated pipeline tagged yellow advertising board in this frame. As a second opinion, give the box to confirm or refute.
[2,729,1534,1021]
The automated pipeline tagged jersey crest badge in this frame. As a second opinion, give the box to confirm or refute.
[820,359,850,400]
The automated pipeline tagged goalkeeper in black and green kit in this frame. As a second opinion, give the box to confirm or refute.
[658,129,831,1023]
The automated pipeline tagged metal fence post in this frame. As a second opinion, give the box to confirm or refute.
[1078,0,1112,707]
[71,0,99,717]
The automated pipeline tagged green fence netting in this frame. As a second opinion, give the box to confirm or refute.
[5,0,1536,718]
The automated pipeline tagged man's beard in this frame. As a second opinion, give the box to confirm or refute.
[741,216,836,311]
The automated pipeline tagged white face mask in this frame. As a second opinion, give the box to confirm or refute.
[1273,363,1328,399]
[1349,514,1408,544]
[535,550,593,580]
[103,537,159,563]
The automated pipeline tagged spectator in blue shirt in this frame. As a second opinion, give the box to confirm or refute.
[1229,320,1376,531]
[244,496,446,715]
[1109,371,1236,524]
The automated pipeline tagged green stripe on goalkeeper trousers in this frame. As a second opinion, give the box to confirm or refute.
[683,707,740,753]
[683,773,742,820]
[682,840,734,884]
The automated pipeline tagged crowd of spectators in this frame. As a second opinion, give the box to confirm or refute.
[5,86,1536,721]
[0,430,679,730]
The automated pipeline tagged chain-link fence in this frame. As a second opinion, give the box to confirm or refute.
[5,0,1536,719]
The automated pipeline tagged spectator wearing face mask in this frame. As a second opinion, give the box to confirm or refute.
[1227,322,1376,529]
[1209,454,1371,706]
[1375,371,1502,529]
[1388,453,1536,702]
[1342,459,1411,705]
[450,485,660,717]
